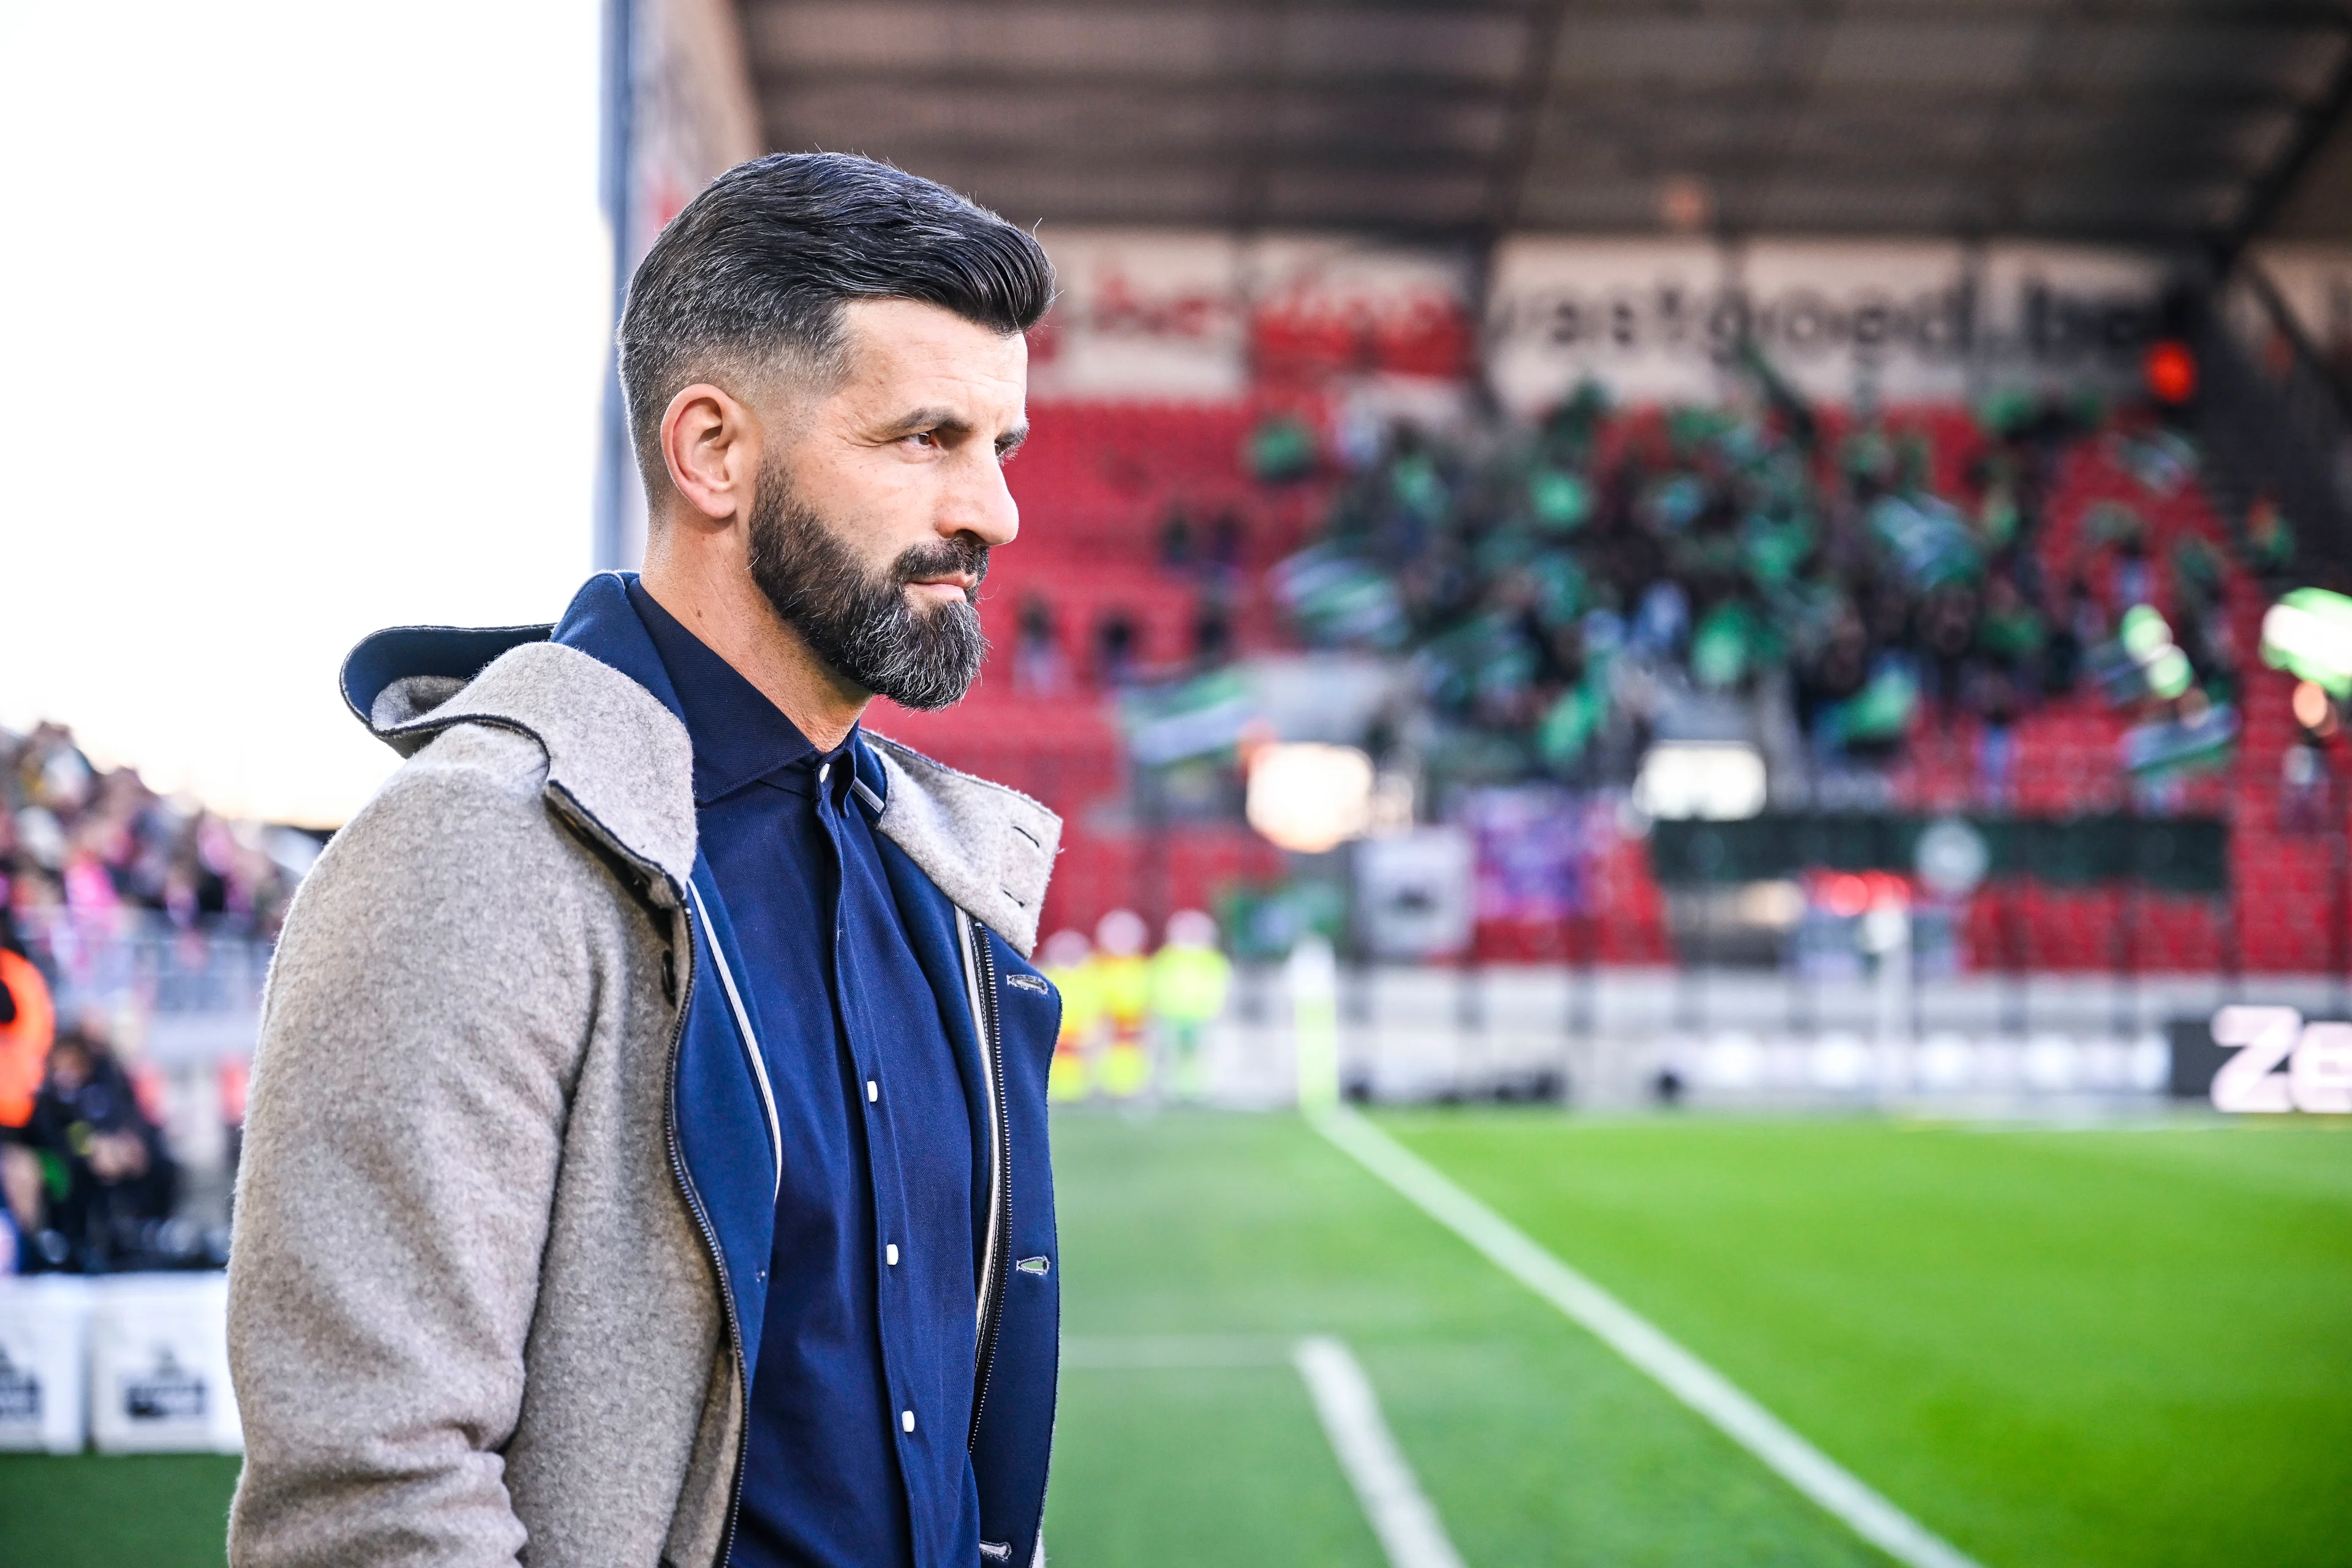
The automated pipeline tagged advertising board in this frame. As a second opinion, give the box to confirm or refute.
[1487,237,2176,413]
[2194,1006,2352,1114]
[1028,228,1477,402]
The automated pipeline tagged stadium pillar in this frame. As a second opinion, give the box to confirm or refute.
[592,0,635,572]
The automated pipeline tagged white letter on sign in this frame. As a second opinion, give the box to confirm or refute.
[2211,1006,2299,1114]
[2290,1021,2352,1114]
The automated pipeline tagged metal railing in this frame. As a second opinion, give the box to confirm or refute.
[15,910,270,1057]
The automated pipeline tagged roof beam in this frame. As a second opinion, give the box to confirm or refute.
[1481,0,1571,234]
[787,128,2258,190]
[2219,29,2352,260]
[758,66,2311,122]
[745,0,2352,31]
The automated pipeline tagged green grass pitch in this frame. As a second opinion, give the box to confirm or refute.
[2,1110,2346,1566]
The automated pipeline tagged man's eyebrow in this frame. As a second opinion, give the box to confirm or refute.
[995,421,1031,455]
[879,405,969,440]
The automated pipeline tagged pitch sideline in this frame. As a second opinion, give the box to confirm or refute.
[1311,1105,1985,1568]
[1061,1333,1468,1568]
[1294,1336,1468,1568]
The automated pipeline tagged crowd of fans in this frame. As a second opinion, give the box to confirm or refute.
[0,722,302,1273]
[1276,380,2254,799]
[2,722,309,940]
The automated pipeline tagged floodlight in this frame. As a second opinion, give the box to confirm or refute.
[2146,645,2193,701]
[2119,604,2171,660]
[2261,588,2352,699]
[1245,742,1375,853]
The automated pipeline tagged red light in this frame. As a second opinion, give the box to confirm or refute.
[1820,873,1871,918]
[1861,870,1913,910]
[2145,340,2197,404]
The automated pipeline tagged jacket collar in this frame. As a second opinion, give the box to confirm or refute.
[337,572,1060,956]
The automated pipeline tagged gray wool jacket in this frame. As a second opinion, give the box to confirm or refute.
[224,631,1060,1568]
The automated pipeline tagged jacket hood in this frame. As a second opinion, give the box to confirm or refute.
[336,574,1060,956]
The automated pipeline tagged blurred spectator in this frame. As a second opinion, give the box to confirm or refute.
[20,1023,178,1272]
[1013,593,1071,695]
[2045,574,2099,694]
[0,913,54,1134]
[1191,594,1235,671]
[1040,929,1098,1102]
[0,916,48,1271]
[0,720,306,941]
[1975,671,2021,808]
[2244,495,2296,574]
[1094,609,1140,688]
[2280,742,2330,835]
[1148,910,1230,1102]
[1205,507,1248,582]
[1157,504,1195,573]
[1089,910,1152,1099]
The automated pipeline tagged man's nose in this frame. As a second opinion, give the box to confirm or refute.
[941,450,1020,548]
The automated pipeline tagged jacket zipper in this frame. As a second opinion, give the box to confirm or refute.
[958,910,1014,1450]
[492,780,758,1563]
[666,885,754,1568]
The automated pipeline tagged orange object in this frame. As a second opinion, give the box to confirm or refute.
[0,950,56,1128]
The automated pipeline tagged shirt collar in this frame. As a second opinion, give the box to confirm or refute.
[627,578,827,805]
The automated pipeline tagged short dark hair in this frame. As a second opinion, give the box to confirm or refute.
[619,152,1054,490]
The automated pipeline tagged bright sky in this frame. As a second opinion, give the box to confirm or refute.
[0,1,609,826]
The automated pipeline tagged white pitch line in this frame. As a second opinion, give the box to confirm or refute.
[1293,1336,1469,1568]
[1311,1106,1985,1568]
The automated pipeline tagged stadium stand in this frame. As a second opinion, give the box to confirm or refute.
[876,382,2334,976]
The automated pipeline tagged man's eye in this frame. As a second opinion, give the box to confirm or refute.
[906,430,938,448]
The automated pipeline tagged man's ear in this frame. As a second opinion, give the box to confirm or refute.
[660,382,757,525]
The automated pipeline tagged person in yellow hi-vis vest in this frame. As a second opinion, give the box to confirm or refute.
[1150,909,1231,1102]
[1038,929,1099,1102]
[1089,910,1153,1100]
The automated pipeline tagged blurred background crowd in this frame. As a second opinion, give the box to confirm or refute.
[0,723,300,1276]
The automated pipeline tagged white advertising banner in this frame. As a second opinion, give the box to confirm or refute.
[0,1277,91,1455]
[1027,228,1248,400]
[1030,230,2179,409]
[1029,228,1476,402]
[1488,237,2176,414]
[88,1273,241,1455]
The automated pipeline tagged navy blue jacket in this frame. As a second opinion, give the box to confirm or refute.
[340,573,1062,1567]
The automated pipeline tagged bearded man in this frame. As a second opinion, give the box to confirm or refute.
[226,154,1065,1568]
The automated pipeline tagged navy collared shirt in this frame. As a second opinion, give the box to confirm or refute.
[628,582,981,1568]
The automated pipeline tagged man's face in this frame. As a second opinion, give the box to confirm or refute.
[747,300,1028,710]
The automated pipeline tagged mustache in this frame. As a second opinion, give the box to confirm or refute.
[891,536,991,592]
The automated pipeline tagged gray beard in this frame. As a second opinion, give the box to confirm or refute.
[744,461,990,711]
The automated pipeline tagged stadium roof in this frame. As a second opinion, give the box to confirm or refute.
[741,0,2352,248]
